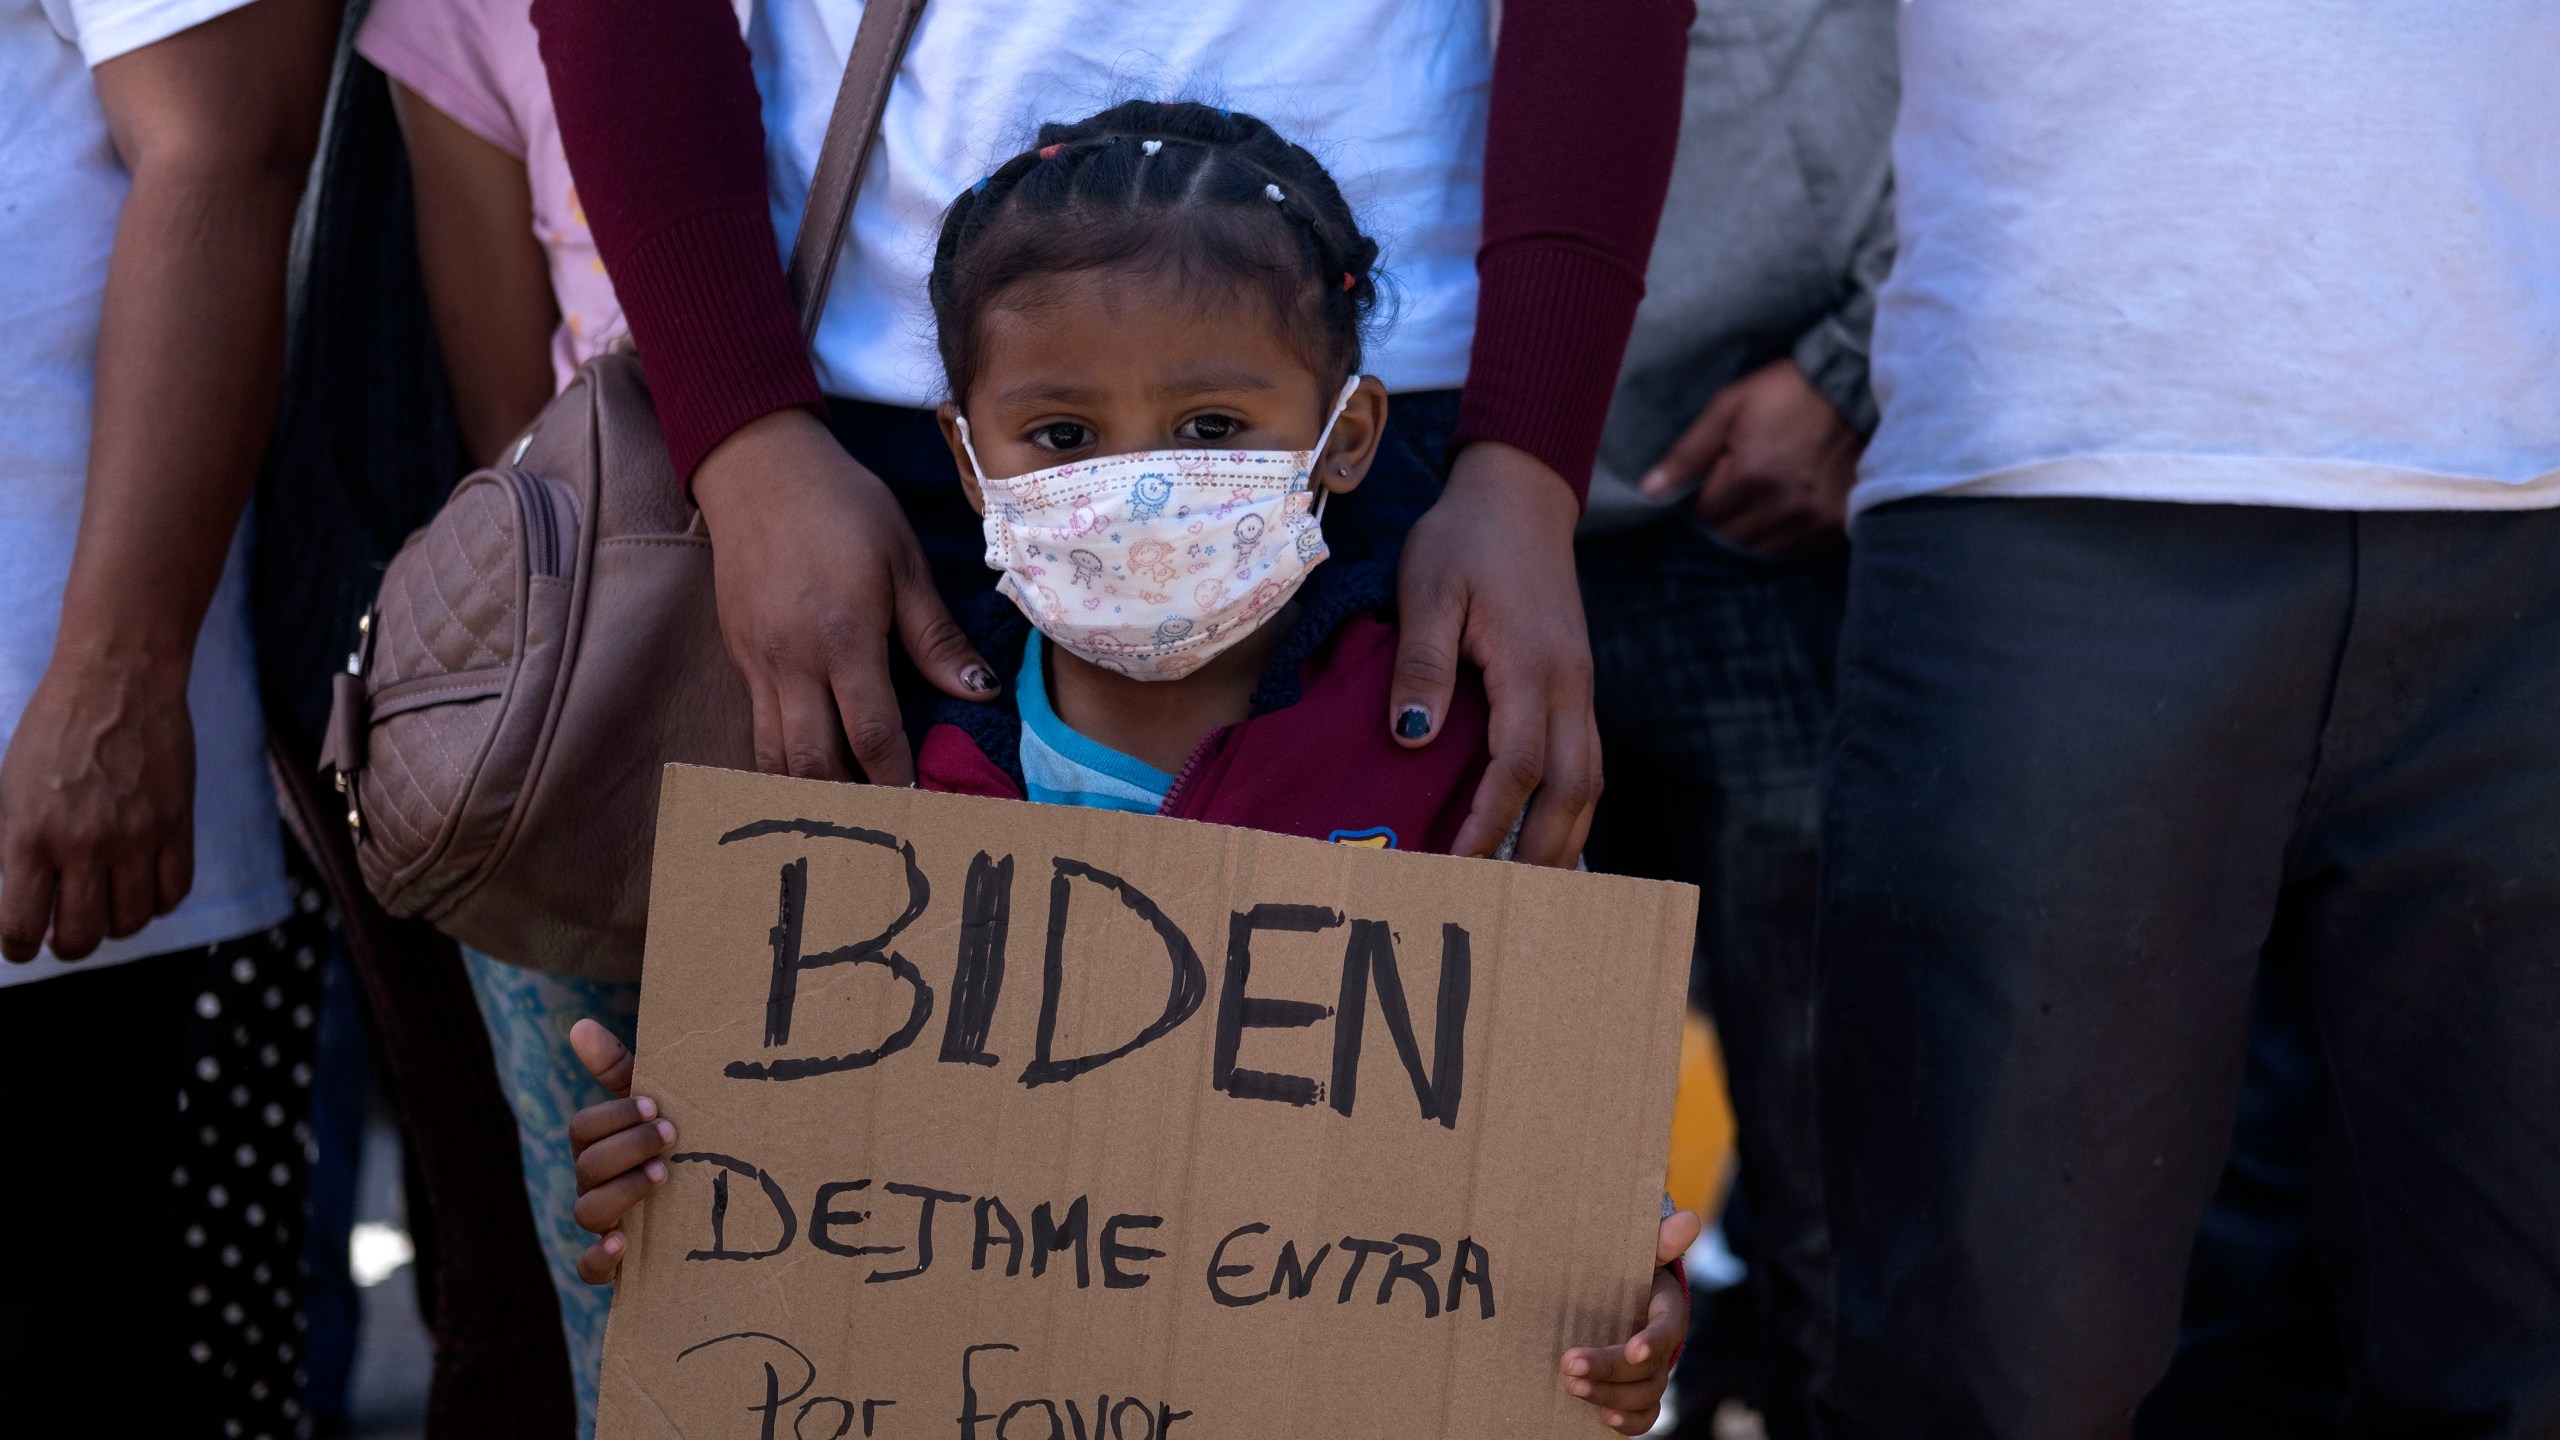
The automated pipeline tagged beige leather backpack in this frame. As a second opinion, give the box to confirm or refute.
[318,0,928,981]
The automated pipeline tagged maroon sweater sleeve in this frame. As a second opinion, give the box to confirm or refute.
[1448,0,1692,504]
[532,0,820,482]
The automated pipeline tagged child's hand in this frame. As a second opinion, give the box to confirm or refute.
[1561,1209,1702,1433]
[566,1017,676,1284]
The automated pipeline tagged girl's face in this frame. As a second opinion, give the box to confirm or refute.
[937,268,1388,510]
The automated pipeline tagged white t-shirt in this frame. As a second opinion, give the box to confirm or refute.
[751,0,1493,406]
[0,0,292,986]
[1857,2,2560,516]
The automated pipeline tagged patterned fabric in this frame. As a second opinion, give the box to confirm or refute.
[1015,633,1173,814]
[960,385,1351,681]
[172,877,332,1440]
[460,947,640,1440]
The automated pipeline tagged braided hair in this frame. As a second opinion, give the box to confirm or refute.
[929,100,1384,407]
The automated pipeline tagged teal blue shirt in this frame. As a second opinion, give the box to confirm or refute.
[1016,633,1174,815]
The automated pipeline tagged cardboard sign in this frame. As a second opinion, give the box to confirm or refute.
[600,765,1695,1440]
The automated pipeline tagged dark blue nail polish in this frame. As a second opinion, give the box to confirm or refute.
[1396,706,1431,740]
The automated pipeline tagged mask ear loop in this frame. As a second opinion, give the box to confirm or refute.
[953,414,992,486]
[1309,375,1360,523]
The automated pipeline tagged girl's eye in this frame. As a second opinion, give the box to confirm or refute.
[1178,414,1242,444]
[1030,422,1094,452]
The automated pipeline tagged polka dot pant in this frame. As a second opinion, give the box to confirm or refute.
[171,881,329,1440]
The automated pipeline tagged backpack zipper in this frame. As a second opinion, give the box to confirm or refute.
[504,468,567,578]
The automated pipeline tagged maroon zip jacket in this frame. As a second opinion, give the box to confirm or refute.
[530,0,1692,499]
[913,563,1492,854]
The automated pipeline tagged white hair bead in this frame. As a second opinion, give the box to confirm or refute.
[1265,183,1286,202]
[1142,139,1163,156]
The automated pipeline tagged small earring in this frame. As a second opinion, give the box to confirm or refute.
[1336,466,1350,477]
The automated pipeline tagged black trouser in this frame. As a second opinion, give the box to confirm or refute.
[1814,498,2560,1439]
[1580,517,1848,1440]
[0,952,213,1438]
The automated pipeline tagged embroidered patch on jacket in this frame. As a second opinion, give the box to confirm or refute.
[1327,826,1398,850]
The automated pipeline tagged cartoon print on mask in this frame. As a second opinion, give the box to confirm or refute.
[1128,473,1174,522]
[1231,512,1266,567]
[1127,537,1179,585]
[962,375,1358,683]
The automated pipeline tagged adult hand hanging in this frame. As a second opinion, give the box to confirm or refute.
[1389,441,1601,868]
[692,408,998,788]
[1641,357,1862,557]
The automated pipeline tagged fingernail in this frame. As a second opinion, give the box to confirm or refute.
[635,1096,657,1119]
[963,665,997,694]
[656,1120,676,1143]
[1395,706,1431,740]
[1638,469,1668,495]
[644,1160,667,1183]
[1569,1381,1591,1399]
[1628,1342,1648,1363]
[1565,1357,1589,1377]
[603,1233,624,1254]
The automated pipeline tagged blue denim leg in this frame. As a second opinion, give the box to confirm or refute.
[459,948,641,1440]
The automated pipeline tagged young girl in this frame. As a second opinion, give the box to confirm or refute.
[565,101,1696,1434]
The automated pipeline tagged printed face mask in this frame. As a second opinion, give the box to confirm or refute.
[957,378,1357,682]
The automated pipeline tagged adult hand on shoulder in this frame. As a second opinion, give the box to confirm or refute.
[693,408,997,787]
[1641,357,1861,557]
[1391,442,1599,867]
[0,659,195,962]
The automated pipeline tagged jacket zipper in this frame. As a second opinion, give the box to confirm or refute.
[1157,723,1234,816]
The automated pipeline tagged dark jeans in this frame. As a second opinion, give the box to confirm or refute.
[0,952,214,1439]
[1814,498,2560,1439]
[824,388,1462,614]
[1580,516,1849,1440]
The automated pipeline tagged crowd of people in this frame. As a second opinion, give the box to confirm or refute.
[2,0,2554,1437]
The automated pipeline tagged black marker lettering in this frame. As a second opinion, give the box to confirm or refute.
[808,1179,896,1259]
[1000,1399,1064,1440]
[862,1399,894,1436]
[1330,919,1470,1127]
[718,820,936,1082]
[797,1397,856,1439]
[675,1153,798,1261]
[675,1331,814,1440]
[1378,1233,1443,1316]
[1031,1197,1090,1288]
[866,1182,968,1283]
[1267,1240,1330,1300]
[958,1343,1016,1440]
[1447,1236,1496,1319]
[1213,905,1344,1108]
[1335,1237,1399,1304]
[939,852,1014,1067]
[1206,1222,1269,1307]
[1111,1398,1156,1440]
[1100,1214,1164,1290]
[974,1196,1024,1276]
[1020,860,1206,1088]
[1155,1406,1192,1436]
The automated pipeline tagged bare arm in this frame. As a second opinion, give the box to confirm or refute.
[390,80,560,464]
[0,0,337,962]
